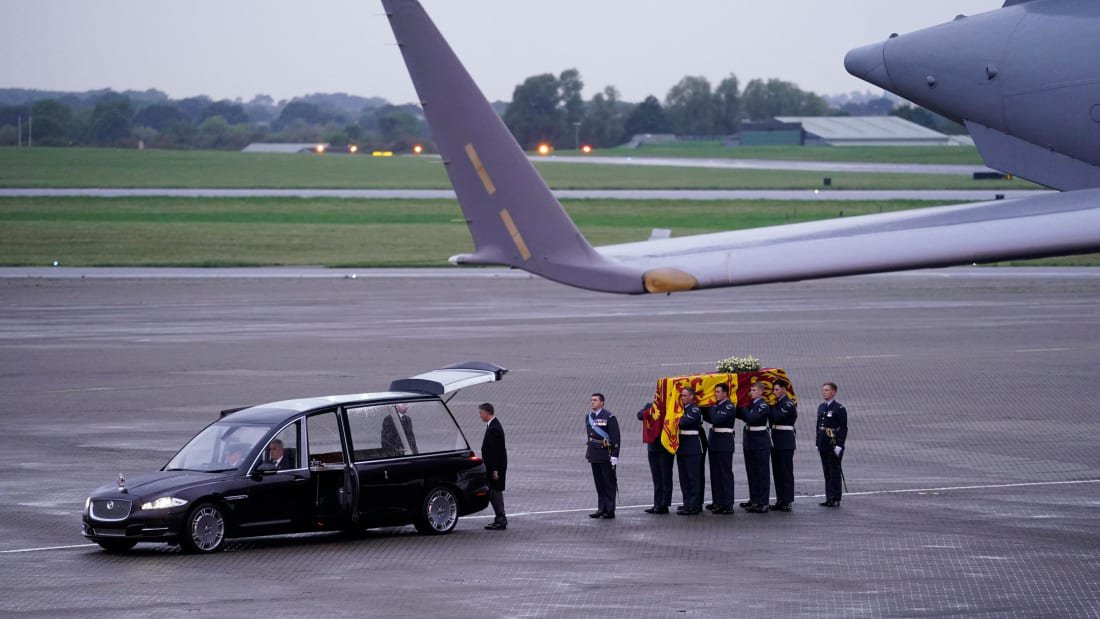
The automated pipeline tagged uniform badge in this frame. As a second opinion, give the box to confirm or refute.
[827,412,833,417]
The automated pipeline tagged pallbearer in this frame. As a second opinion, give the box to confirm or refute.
[703,383,736,514]
[675,387,704,515]
[638,402,674,514]
[738,382,772,513]
[769,381,797,511]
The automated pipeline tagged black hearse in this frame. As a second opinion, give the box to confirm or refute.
[82,362,505,553]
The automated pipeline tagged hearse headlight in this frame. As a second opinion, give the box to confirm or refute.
[140,497,188,511]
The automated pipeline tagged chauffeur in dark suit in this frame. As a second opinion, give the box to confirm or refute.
[769,381,797,511]
[675,387,705,515]
[738,382,772,513]
[479,403,508,530]
[585,393,620,519]
[816,382,848,507]
[266,439,294,470]
[703,383,736,514]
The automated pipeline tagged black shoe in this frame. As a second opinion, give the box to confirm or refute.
[771,503,792,512]
[484,522,507,530]
[644,506,659,514]
[712,505,731,514]
[818,500,834,507]
[830,501,840,508]
[705,503,716,511]
[739,501,753,508]
[747,504,769,513]
[677,508,700,515]
[652,506,669,514]
[601,512,615,519]
[589,511,606,518]
[676,506,687,513]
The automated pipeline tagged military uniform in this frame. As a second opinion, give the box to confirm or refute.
[702,398,736,514]
[585,408,620,518]
[738,397,772,512]
[638,405,673,514]
[770,396,797,510]
[675,403,705,514]
[816,399,848,506]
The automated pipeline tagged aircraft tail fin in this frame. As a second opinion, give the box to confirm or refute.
[381,0,645,294]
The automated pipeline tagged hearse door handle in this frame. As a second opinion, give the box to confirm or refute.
[291,475,307,483]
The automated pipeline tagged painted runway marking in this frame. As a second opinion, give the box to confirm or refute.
[467,478,1100,518]
[0,543,96,554]
[841,354,900,360]
[1014,348,1075,353]
[5,478,1097,555]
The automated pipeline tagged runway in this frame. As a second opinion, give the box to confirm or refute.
[0,188,1049,202]
[542,155,996,176]
[1,269,1098,616]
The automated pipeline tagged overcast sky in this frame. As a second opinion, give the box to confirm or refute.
[1,1,1003,104]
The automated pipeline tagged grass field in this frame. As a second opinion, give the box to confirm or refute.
[0,147,1033,190]
[0,197,951,267]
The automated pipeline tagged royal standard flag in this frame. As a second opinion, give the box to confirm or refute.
[647,369,797,455]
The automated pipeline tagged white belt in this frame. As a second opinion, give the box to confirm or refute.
[772,425,795,431]
[713,428,734,434]
[680,430,699,436]
[747,426,769,432]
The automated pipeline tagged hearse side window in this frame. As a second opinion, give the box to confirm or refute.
[261,421,300,470]
[346,404,412,461]
[307,412,345,467]
[403,400,468,455]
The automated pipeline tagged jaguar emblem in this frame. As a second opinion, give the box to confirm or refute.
[106,500,115,511]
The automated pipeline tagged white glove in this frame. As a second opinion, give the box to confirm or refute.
[610,456,619,466]
[834,446,843,457]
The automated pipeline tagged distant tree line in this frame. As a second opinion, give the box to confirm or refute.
[0,89,432,150]
[0,76,957,152]
[502,70,835,150]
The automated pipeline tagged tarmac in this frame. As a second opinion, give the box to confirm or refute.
[0,268,1097,617]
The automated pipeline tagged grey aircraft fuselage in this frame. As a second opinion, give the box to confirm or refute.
[845,0,1100,191]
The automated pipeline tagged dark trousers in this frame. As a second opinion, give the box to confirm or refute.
[771,449,795,505]
[489,489,507,525]
[676,453,703,510]
[590,462,617,514]
[744,448,771,506]
[708,449,735,506]
[819,449,843,502]
[647,445,675,508]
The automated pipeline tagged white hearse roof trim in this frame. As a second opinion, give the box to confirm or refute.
[389,361,509,396]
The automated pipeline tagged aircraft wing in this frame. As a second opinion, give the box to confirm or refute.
[381,0,1100,295]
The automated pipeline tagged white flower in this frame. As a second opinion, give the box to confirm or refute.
[715,355,761,373]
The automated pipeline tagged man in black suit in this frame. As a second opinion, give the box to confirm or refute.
[381,403,418,456]
[816,382,848,507]
[266,439,294,470]
[479,403,508,530]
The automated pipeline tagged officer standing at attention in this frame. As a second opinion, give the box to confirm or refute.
[703,383,736,515]
[675,387,705,515]
[738,382,772,513]
[816,382,848,508]
[585,393,620,519]
[769,380,797,512]
[638,402,674,514]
